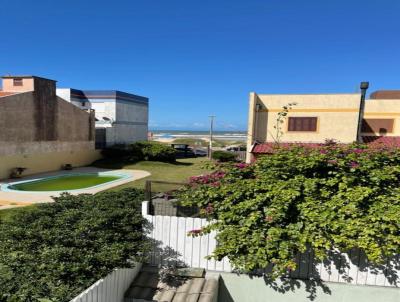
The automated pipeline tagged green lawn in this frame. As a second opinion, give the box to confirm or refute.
[10,175,121,191]
[93,157,209,193]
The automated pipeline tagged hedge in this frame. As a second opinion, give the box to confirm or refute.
[211,150,236,162]
[0,189,149,302]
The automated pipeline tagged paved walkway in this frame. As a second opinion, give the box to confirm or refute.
[0,167,150,207]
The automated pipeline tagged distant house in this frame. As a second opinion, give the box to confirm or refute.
[246,86,400,162]
[0,75,98,179]
[57,88,149,148]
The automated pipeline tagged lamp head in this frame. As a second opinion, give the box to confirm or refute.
[360,82,369,90]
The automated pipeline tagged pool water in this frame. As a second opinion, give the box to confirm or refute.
[9,174,122,191]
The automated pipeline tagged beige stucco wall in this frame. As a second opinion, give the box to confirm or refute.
[246,93,362,162]
[0,149,101,180]
[363,99,400,136]
[2,78,35,92]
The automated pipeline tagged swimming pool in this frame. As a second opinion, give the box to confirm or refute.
[1,172,132,193]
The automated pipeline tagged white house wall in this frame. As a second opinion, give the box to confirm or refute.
[90,99,117,121]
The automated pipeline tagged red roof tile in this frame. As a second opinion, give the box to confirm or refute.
[252,137,400,153]
[370,90,400,99]
[252,142,323,153]
[362,136,400,147]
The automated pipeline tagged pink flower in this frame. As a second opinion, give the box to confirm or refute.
[349,161,359,168]
[235,163,249,169]
[205,203,214,214]
[319,149,328,154]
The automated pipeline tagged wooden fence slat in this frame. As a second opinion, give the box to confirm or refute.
[177,217,187,266]
[184,218,194,267]
[169,216,179,266]
[200,219,209,269]
[192,218,202,268]
[162,215,171,265]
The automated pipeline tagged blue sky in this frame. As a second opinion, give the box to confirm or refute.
[1,0,399,131]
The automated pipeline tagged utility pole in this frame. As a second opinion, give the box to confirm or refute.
[208,115,215,159]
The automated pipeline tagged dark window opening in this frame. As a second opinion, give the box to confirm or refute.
[13,78,23,86]
[362,119,394,134]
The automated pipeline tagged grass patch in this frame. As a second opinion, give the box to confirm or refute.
[94,157,209,193]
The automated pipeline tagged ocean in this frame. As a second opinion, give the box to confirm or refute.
[150,130,247,141]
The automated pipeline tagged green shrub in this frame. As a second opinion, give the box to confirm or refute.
[0,189,149,302]
[101,144,131,159]
[211,150,236,162]
[131,141,176,162]
[180,144,400,278]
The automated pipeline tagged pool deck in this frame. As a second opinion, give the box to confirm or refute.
[0,167,150,206]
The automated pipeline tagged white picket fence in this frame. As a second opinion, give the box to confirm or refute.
[70,264,142,302]
[142,201,232,272]
[142,201,400,288]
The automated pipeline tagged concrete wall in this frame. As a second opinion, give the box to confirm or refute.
[363,99,400,136]
[0,149,100,179]
[0,79,97,179]
[92,98,148,146]
[114,99,148,143]
[218,273,400,302]
[0,93,94,146]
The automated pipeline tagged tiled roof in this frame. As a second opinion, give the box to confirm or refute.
[252,137,400,153]
[370,90,400,99]
[252,142,323,153]
[0,91,15,97]
[362,136,400,147]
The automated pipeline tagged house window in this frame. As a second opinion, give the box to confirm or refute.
[13,78,23,86]
[362,119,394,134]
[288,117,318,132]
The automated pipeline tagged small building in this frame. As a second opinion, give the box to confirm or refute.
[0,75,99,179]
[246,86,400,162]
[57,88,149,148]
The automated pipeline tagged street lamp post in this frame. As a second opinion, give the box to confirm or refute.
[357,82,369,143]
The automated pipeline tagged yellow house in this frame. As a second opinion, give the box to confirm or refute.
[246,87,400,162]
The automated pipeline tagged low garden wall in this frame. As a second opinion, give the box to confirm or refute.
[70,264,142,302]
[0,148,101,179]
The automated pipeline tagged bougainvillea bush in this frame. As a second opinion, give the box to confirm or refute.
[180,144,400,277]
[0,189,149,302]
